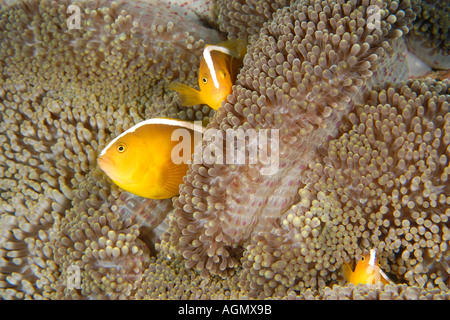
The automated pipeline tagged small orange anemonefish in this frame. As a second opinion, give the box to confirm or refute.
[168,39,247,110]
[97,118,204,199]
[342,249,393,285]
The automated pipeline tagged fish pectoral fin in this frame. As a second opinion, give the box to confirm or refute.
[161,161,189,197]
[167,82,204,107]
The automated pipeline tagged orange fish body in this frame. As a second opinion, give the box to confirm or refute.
[168,39,247,110]
[97,118,203,199]
[342,249,392,285]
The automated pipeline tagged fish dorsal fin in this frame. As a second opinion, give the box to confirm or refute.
[216,39,247,59]
[101,117,204,157]
[151,117,205,136]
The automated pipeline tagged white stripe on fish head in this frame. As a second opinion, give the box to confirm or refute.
[368,249,377,267]
[202,45,232,89]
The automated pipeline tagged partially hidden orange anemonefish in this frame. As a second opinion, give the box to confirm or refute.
[342,249,393,285]
[168,39,247,110]
[97,118,204,199]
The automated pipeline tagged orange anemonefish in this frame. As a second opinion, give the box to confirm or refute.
[342,249,393,285]
[168,39,247,110]
[97,118,204,199]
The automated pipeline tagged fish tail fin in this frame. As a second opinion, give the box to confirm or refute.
[167,82,204,107]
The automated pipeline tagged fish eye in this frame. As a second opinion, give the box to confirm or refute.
[201,76,208,84]
[361,256,365,261]
[117,143,127,153]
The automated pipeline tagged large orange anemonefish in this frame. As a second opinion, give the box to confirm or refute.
[97,118,204,199]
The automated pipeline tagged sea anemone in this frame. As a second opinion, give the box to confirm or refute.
[406,0,449,69]
[161,0,416,278]
[215,0,291,41]
[240,78,449,298]
[0,0,449,300]
[0,0,219,298]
